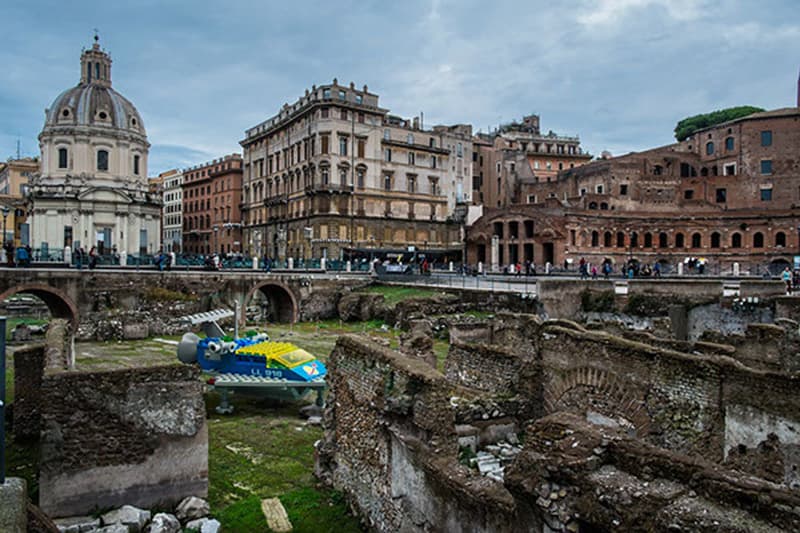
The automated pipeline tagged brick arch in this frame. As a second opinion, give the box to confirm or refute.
[243,281,299,324]
[0,283,79,331]
[544,366,650,437]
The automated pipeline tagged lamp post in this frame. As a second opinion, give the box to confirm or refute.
[1,205,9,248]
[213,226,219,255]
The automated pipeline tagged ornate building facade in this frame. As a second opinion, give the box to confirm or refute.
[160,168,184,253]
[240,80,471,261]
[28,38,160,255]
[467,107,800,273]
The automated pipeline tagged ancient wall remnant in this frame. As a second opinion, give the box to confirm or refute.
[319,314,800,532]
[37,365,207,517]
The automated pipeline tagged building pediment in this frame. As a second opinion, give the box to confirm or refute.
[77,186,133,203]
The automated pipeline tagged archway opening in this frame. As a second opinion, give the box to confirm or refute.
[0,285,79,332]
[246,283,297,325]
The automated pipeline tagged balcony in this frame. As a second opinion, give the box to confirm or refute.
[264,194,288,207]
[304,183,354,195]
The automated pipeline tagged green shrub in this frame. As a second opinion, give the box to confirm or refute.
[674,106,764,141]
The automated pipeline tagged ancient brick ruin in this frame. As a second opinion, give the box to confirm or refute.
[318,310,800,532]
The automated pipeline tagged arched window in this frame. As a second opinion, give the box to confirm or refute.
[356,167,366,189]
[706,142,714,155]
[58,148,68,169]
[97,149,109,171]
[644,233,652,248]
[133,155,140,175]
[600,202,609,210]
[630,232,639,247]
[691,233,701,248]
[725,137,734,151]
[616,232,625,247]
[675,233,685,248]
[321,166,329,185]
[588,201,598,210]
[711,232,721,248]
[591,231,599,247]
[659,232,668,248]
[753,232,764,248]
[731,233,742,248]
[776,232,786,247]
[604,231,612,247]
[700,167,709,177]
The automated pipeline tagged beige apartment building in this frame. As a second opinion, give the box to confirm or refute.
[0,157,38,246]
[240,79,472,262]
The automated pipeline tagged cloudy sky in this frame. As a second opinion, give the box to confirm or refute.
[1,0,798,174]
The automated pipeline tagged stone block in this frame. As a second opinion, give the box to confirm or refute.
[122,323,148,340]
[54,515,101,532]
[0,478,27,533]
[101,505,151,533]
[147,513,180,533]
[185,518,221,533]
[175,496,210,522]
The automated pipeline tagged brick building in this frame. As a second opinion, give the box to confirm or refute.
[181,154,243,255]
[240,79,472,262]
[466,107,800,273]
[471,115,592,208]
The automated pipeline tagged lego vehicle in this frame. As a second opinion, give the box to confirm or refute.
[176,308,326,413]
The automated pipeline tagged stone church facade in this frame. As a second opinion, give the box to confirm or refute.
[28,38,160,257]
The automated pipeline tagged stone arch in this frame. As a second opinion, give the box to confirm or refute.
[243,281,298,324]
[544,366,651,437]
[0,283,79,331]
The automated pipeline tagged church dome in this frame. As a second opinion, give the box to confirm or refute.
[42,37,146,139]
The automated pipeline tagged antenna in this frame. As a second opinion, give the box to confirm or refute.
[16,139,20,160]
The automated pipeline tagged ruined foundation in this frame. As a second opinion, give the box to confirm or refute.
[318,313,800,532]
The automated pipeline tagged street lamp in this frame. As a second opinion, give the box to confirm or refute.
[213,226,219,255]
[1,206,9,257]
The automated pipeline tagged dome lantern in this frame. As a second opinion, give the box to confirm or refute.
[80,34,112,88]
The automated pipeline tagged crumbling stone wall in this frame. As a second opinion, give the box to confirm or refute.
[13,344,46,441]
[37,365,207,517]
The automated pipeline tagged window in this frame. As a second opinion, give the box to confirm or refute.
[58,148,68,169]
[731,233,742,248]
[676,233,685,248]
[384,174,392,191]
[338,90,346,100]
[340,108,347,120]
[604,232,612,247]
[408,152,415,165]
[684,190,694,200]
[407,134,414,145]
[710,232,721,248]
[620,184,628,195]
[659,232,668,248]
[691,233,701,248]
[355,94,363,104]
[457,143,463,157]
[715,188,726,203]
[97,150,109,171]
[339,136,348,156]
[616,232,625,247]
[761,130,772,146]
[340,168,348,186]
[724,164,736,176]
[384,148,392,162]
[776,232,786,247]
[596,185,604,194]
[407,175,416,193]
[321,107,329,118]
[591,231,599,247]
[356,168,365,189]
[383,129,390,141]
[753,232,764,248]
[725,137,734,151]
[357,139,365,158]
[133,155,140,175]
[323,88,331,99]
[321,135,329,154]
[430,138,436,148]
[644,233,652,247]
[431,156,437,169]
[761,188,772,201]
[429,177,439,195]
[321,167,329,185]
[706,142,714,155]
[630,232,639,247]
[761,160,772,174]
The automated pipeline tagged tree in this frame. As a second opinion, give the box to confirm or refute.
[674,106,765,141]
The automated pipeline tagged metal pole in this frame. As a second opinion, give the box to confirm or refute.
[0,315,6,484]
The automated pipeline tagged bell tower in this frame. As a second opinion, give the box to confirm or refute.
[80,33,112,87]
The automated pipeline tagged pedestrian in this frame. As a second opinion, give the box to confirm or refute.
[15,245,29,268]
[782,266,792,294]
[89,246,97,269]
[75,246,83,270]
[654,262,661,278]
[591,265,598,279]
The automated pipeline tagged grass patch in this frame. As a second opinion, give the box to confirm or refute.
[360,285,442,307]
